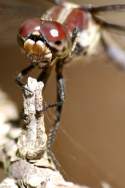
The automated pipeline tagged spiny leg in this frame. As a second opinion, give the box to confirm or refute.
[37,65,57,112]
[16,64,52,124]
[37,65,52,85]
[47,61,65,165]
[38,63,64,168]
[16,63,36,89]
[15,63,38,125]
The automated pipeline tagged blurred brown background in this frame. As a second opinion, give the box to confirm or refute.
[1,0,125,187]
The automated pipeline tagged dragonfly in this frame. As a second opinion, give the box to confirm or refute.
[14,0,125,157]
[1,0,125,185]
[1,0,125,173]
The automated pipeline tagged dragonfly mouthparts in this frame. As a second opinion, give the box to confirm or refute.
[24,38,52,63]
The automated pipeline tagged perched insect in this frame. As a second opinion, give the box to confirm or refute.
[16,0,125,156]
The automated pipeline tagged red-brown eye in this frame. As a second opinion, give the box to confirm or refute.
[18,18,41,38]
[40,20,67,43]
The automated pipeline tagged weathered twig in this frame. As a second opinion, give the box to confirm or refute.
[0,78,111,188]
[17,77,47,160]
[0,78,88,188]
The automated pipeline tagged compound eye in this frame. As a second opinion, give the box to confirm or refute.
[40,20,67,43]
[18,18,41,39]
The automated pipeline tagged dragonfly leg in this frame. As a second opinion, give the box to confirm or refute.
[37,64,64,112]
[37,66,55,112]
[37,66,52,85]
[47,62,64,160]
[16,63,36,92]
[38,61,65,169]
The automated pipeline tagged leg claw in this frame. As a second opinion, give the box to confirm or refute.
[22,86,33,95]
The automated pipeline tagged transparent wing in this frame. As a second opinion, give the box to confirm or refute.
[96,17,125,68]
[86,2,125,69]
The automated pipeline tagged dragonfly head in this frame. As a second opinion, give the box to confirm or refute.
[17,18,70,65]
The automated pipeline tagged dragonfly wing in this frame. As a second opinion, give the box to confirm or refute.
[101,30,125,69]
[87,4,125,14]
[87,5,125,69]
